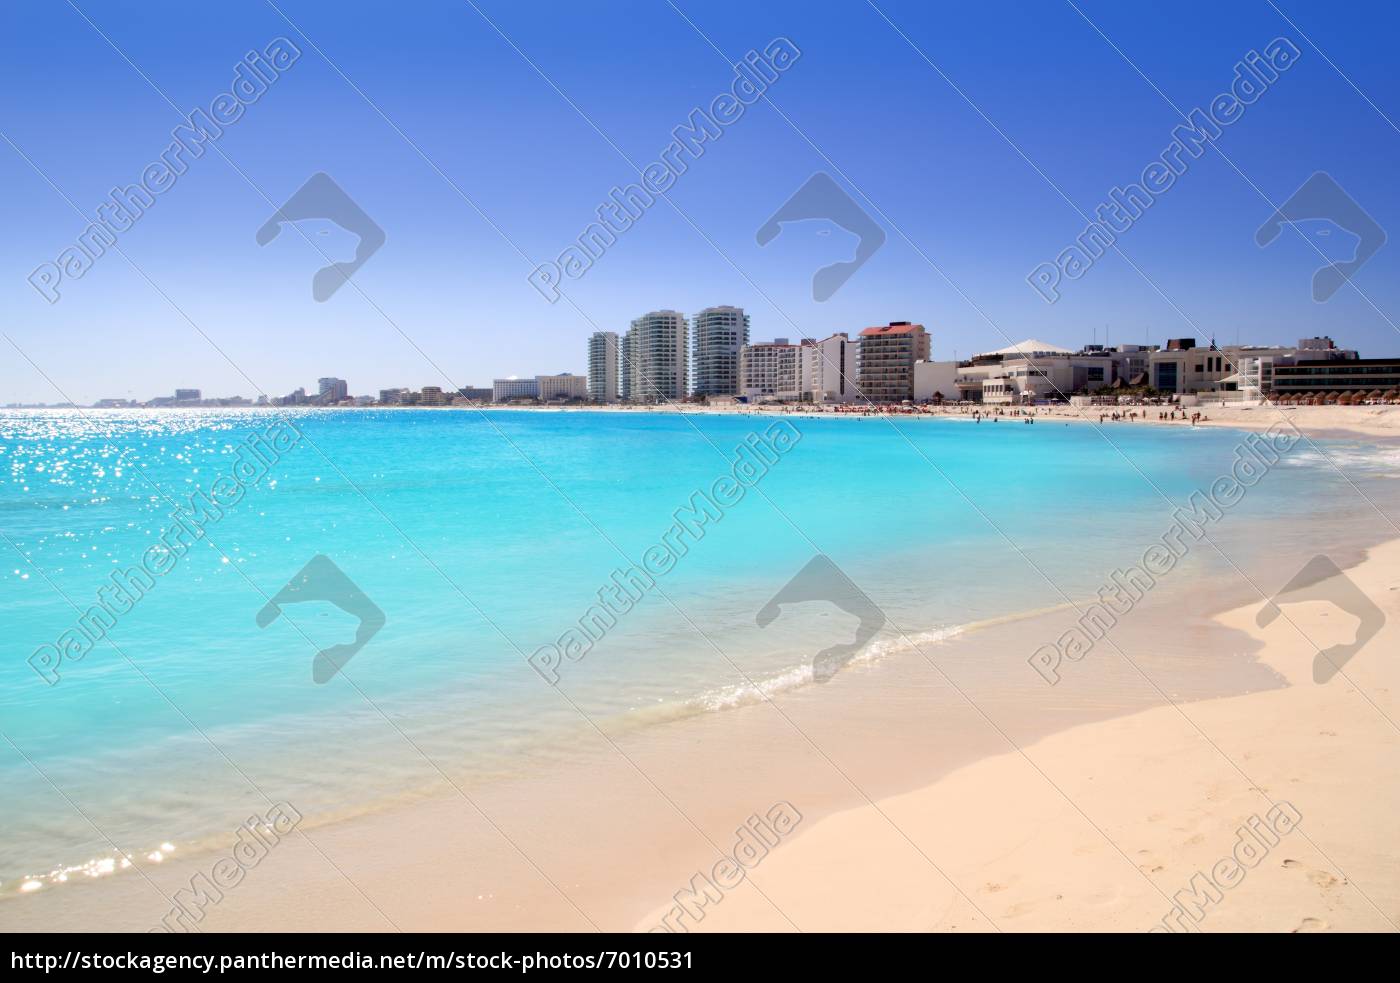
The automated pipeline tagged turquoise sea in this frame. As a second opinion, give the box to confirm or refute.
[1,407,1397,896]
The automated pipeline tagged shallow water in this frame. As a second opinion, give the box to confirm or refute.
[2,407,1396,898]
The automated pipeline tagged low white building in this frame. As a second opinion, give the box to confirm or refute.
[913,360,959,402]
[536,373,588,402]
[493,377,540,402]
[954,339,1142,404]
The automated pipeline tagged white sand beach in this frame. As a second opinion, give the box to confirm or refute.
[633,538,1400,932]
[6,533,1396,934]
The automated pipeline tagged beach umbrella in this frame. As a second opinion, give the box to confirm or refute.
[1385,389,1399,404]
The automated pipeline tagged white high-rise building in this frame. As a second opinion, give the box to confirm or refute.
[740,338,800,402]
[624,310,688,403]
[691,306,749,397]
[587,331,620,402]
[620,331,634,401]
[799,333,861,403]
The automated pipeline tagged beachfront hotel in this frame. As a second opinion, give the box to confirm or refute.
[858,322,930,403]
[691,306,750,397]
[317,377,349,403]
[1271,354,1400,397]
[587,331,620,402]
[493,377,539,402]
[623,310,688,403]
[536,373,588,402]
[739,338,801,401]
[800,332,862,403]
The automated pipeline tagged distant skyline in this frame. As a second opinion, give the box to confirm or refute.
[4,0,1400,404]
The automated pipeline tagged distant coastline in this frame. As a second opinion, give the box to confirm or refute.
[11,399,1400,441]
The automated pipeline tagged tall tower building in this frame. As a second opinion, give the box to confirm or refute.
[624,310,688,403]
[691,306,750,397]
[587,331,620,402]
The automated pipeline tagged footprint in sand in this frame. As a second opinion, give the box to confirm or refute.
[1292,917,1328,933]
[1307,870,1340,889]
[1282,859,1342,889]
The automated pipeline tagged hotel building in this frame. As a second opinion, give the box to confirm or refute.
[951,340,1159,404]
[493,377,540,402]
[624,310,688,403]
[1144,338,1355,397]
[692,306,750,397]
[587,331,620,402]
[1270,340,1392,396]
[620,331,634,401]
[537,373,588,402]
[858,322,930,403]
[799,332,861,403]
[318,377,349,403]
[739,339,801,402]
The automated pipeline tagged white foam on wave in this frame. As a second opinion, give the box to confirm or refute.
[1282,445,1400,474]
[692,624,965,713]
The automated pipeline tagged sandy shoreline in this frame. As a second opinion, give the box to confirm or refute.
[634,539,1400,933]
[42,401,1400,442]
[5,527,1396,932]
[380,401,1400,442]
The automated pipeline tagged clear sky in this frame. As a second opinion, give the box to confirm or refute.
[4,0,1399,404]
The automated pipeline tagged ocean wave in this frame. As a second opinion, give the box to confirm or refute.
[1281,445,1400,474]
[690,624,966,713]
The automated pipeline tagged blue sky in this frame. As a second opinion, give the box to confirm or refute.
[3,0,1399,403]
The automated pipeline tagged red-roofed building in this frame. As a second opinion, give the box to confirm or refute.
[858,322,930,402]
